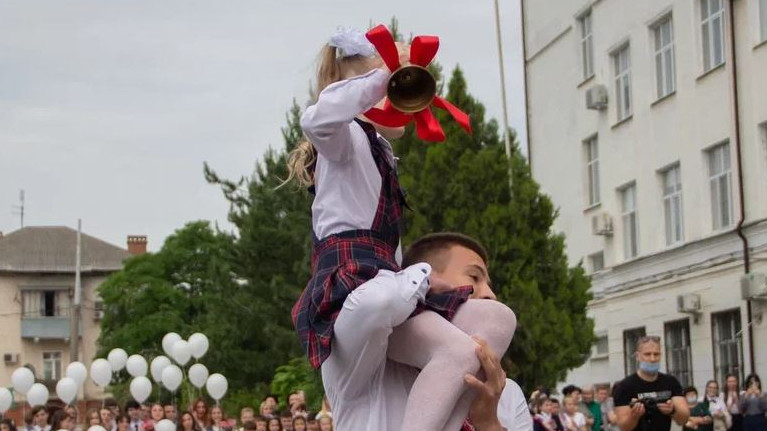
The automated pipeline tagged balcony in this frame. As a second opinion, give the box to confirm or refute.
[21,317,80,340]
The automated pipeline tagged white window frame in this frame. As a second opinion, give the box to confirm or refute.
[662,165,684,245]
[707,143,733,230]
[580,11,595,80]
[621,184,639,259]
[585,136,600,206]
[42,351,62,381]
[701,0,726,71]
[623,327,646,377]
[588,251,605,273]
[712,309,744,386]
[613,45,632,121]
[665,319,693,387]
[653,17,676,98]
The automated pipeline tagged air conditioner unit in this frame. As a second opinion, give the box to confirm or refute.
[677,293,702,313]
[586,85,608,110]
[741,272,767,300]
[3,353,19,364]
[591,212,613,236]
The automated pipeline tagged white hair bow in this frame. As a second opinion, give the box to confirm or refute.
[328,27,376,58]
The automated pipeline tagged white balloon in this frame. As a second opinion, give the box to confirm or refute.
[155,420,175,431]
[150,356,171,383]
[107,348,128,372]
[66,362,88,386]
[205,373,228,401]
[126,355,148,377]
[27,383,49,407]
[188,333,209,359]
[162,332,182,357]
[90,359,113,387]
[129,376,152,403]
[11,367,35,395]
[161,365,182,392]
[171,340,191,366]
[0,387,12,414]
[88,426,107,431]
[56,377,78,404]
[188,364,209,389]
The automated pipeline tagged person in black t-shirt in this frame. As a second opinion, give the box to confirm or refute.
[613,336,689,431]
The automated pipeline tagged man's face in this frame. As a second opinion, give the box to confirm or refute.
[281,417,293,430]
[432,245,495,300]
[241,411,254,424]
[128,407,141,421]
[255,420,267,431]
[306,421,319,431]
[635,341,661,365]
[100,409,114,425]
[582,388,594,403]
[141,405,151,421]
[596,388,608,403]
[550,402,560,414]
[164,405,176,420]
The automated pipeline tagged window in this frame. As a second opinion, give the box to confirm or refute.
[665,319,693,387]
[585,136,600,206]
[595,334,609,356]
[42,352,61,381]
[761,0,767,42]
[580,11,595,79]
[623,327,646,376]
[621,184,639,259]
[701,0,725,71]
[22,290,69,318]
[653,17,676,98]
[707,143,733,230]
[613,45,632,121]
[712,309,744,385]
[662,165,684,245]
[589,252,605,273]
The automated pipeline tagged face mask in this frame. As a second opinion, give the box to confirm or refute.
[687,396,698,404]
[639,361,661,374]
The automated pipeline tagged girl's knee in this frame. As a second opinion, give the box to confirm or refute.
[438,337,481,375]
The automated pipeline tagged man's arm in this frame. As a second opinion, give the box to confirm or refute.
[656,397,690,426]
[614,403,644,431]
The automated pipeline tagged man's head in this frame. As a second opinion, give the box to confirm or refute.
[596,386,609,403]
[634,336,662,376]
[163,404,177,421]
[100,408,114,426]
[240,408,255,424]
[403,232,494,300]
[306,418,319,431]
[125,401,141,421]
[280,411,293,430]
[549,398,560,415]
[254,417,267,431]
[581,385,594,403]
[684,387,698,406]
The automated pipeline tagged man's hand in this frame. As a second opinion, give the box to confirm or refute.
[656,400,675,416]
[465,336,506,431]
[629,400,646,419]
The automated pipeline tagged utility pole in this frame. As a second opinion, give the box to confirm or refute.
[69,219,82,362]
[494,0,514,193]
[12,189,25,228]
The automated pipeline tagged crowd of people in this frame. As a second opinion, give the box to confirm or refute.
[0,391,334,431]
[529,374,767,431]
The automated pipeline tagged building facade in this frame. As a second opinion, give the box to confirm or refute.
[0,227,143,402]
[522,0,767,388]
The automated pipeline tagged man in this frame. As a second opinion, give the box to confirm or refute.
[238,408,255,431]
[582,386,602,431]
[100,408,116,431]
[613,336,689,431]
[305,417,319,431]
[279,411,293,431]
[163,404,177,423]
[596,386,619,431]
[321,232,530,431]
[125,401,144,431]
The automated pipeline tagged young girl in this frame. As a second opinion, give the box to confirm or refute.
[290,27,516,431]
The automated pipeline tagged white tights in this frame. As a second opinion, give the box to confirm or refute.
[387,299,517,431]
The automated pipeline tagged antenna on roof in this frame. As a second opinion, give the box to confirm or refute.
[11,189,25,228]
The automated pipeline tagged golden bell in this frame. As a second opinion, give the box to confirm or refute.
[387,65,437,114]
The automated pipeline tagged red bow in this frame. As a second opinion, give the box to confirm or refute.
[364,25,472,142]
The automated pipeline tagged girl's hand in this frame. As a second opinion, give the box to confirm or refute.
[427,275,458,295]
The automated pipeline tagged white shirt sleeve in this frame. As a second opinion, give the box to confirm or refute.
[499,378,534,431]
[300,68,389,163]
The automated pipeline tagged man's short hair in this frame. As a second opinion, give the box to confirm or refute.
[402,232,489,270]
[240,407,254,415]
[683,386,698,395]
[549,397,560,404]
[255,417,267,424]
[125,401,140,411]
[242,421,257,431]
[636,335,661,350]
[280,411,292,419]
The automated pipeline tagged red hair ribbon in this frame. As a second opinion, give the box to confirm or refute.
[363,25,472,142]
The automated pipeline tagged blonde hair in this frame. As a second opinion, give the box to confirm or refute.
[285,45,380,187]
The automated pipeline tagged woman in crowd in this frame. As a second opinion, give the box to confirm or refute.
[290,417,306,431]
[738,374,767,431]
[115,415,130,431]
[27,406,50,431]
[206,406,231,431]
[176,412,201,431]
[316,416,332,431]
[724,374,742,431]
[560,396,587,431]
[265,418,281,431]
[143,404,164,431]
[704,380,731,431]
[50,411,73,431]
[1,419,17,431]
[192,400,209,430]
[257,404,273,421]
[85,409,101,429]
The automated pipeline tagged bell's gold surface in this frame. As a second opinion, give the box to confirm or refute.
[387,65,437,113]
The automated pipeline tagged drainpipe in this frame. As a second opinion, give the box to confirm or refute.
[728,0,755,375]
[520,0,532,168]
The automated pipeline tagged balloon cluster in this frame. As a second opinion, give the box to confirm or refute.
[0,332,228,414]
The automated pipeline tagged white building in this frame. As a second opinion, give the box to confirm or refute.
[522,0,767,389]
[0,226,144,401]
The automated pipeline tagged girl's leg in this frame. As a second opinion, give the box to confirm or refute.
[387,299,516,431]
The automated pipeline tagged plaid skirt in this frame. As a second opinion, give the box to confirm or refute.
[292,230,473,369]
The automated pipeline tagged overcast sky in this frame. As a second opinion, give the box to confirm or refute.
[0,0,526,251]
